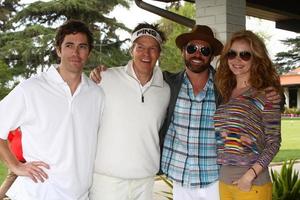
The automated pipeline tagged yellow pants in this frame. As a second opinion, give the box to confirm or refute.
[219,181,272,200]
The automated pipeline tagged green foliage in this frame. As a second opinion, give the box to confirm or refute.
[271,160,300,200]
[0,0,20,30]
[12,0,129,26]
[0,0,131,97]
[274,36,300,75]
[0,60,13,99]
[0,24,56,78]
[159,2,195,73]
[284,107,300,115]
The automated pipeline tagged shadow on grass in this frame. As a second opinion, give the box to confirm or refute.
[273,149,300,162]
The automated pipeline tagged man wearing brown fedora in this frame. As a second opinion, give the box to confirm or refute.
[160,25,223,200]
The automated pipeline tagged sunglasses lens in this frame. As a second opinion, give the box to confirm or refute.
[186,45,197,54]
[240,51,252,61]
[186,44,211,57]
[201,47,211,56]
[227,50,252,61]
[227,50,237,60]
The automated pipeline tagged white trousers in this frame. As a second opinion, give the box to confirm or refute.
[173,181,220,200]
[89,173,154,200]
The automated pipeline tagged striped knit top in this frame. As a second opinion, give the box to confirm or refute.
[213,87,281,168]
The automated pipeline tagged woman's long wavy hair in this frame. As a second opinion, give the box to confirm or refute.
[215,30,282,103]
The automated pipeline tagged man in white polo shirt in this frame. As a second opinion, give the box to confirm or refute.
[89,23,170,200]
[0,19,105,200]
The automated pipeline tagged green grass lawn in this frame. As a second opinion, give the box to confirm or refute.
[273,118,300,162]
[0,119,299,184]
[0,162,8,183]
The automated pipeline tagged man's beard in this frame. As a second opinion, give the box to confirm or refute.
[184,57,210,73]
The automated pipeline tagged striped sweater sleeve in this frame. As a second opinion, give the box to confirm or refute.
[256,99,281,168]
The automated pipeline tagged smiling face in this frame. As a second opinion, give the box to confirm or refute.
[183,40,212,74]
[228,39,253,81]
[56,32,90,74]
[131,36,160,77]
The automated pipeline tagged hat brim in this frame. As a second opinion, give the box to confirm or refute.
[176,33,223,56]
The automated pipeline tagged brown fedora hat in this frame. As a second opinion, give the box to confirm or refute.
[176,25,223,56]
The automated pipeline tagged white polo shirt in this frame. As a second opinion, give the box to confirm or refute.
[0,66,105,200]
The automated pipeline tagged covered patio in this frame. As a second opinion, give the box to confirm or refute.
[280,67,300,109]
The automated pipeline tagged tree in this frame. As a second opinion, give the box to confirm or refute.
[0,60,13,99]
[274,36,300,74]
[0,0,20,31]
[0,0,131,96]
[159,2,195,72]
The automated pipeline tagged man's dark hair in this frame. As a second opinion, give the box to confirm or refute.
[55,19,94,52]
[132,22,166,43]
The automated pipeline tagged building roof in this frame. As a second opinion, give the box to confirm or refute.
[148,0,300,32]
[280,67,300,86]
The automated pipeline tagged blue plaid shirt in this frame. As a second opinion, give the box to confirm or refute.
[161,71,219,188]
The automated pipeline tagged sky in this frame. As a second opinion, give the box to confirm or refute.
[109,1,299,59]
[21,0,299,58]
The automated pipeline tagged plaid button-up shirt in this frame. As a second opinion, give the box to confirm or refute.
[161,71,219,188]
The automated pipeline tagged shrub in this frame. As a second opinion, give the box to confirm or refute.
[271,160,300,200]
[284,107,300,115]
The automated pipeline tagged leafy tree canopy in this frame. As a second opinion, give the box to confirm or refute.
[159,2,195,72]
[0,60,13,99]
[0,0,20,30]
[0,0,132,98]
[274,36,300,74]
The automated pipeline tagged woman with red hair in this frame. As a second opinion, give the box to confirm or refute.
[214,30,282,200]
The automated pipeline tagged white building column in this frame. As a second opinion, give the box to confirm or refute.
[297,88,300,109]
[195,0,246,45]
[283,87,289,108]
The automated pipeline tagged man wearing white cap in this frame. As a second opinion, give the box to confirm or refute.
[89,23,170,200]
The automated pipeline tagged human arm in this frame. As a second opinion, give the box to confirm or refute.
[0,86,50,183]
[0,139,49,183]
[233,98,281,191]
[256,98,281,168]
[89,65,107,84]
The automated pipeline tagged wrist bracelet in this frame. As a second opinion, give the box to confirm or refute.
[250,167,258,179]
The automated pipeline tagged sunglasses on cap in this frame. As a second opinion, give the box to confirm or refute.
[227,50,252,61]
[185,44,211,57]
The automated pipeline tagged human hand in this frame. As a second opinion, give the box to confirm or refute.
[89,65,107,84]
[265,86,281,104]
[232,170,255,192]
[11,161,50,183]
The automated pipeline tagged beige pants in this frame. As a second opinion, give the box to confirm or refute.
[89,173,154,200]
[0,169,17,199]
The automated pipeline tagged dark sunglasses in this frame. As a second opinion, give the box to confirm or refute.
[227,50,252,61]
[186,44,211,57]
